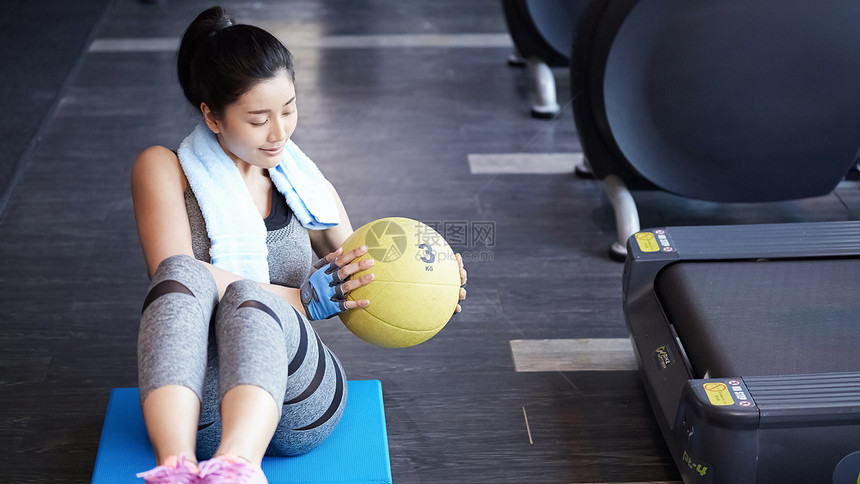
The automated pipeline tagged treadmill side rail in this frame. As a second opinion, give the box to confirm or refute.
[744,372,860,427]
[623,228,690,429]
[678,374,860,484]
[661,221,860,261]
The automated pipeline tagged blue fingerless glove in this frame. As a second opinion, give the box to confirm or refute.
[300,259,348,321]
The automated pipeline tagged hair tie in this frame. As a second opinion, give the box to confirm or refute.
[207,18,234,37]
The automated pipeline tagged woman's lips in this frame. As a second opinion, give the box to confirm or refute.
[260,145,284,156]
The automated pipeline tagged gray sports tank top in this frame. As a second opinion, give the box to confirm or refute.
[184,186,314,288]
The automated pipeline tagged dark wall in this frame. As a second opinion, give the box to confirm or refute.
[0,0,110,216]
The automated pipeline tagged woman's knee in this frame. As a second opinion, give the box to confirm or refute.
[152,254,216,295]
[154,254,204,279]
[218,279,293,335]
[222,278,263,302]
[144,254,217,315]
[220,279,296,323]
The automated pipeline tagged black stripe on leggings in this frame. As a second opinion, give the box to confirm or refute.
[287,308,309,376]
[237,300,282,330]
[293,351,344,432]
[141,280,194,313]
[284,334,326,405]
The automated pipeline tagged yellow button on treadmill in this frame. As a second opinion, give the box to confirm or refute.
[703,382,735,406]
[634,232,660,252]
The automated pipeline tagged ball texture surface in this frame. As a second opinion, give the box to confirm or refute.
[339,217,461,348]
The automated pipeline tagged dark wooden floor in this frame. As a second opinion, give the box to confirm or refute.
[2,1,859,483]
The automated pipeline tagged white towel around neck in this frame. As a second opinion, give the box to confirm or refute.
[177,123,340,282]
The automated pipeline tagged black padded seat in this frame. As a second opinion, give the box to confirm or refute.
[655,259,860,379]
[501,0,585,66]
[573,0,860,201]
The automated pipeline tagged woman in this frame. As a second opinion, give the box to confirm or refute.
[131,6,467,483]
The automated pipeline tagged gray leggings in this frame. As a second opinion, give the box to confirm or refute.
[137,254,347,458]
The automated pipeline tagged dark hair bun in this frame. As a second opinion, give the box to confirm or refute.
[176,6,295,116]
[177,7,236,111]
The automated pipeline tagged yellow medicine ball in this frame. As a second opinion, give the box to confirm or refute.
[339,217,461,348]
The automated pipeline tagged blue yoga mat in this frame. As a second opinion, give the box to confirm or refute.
[92,380,392,484]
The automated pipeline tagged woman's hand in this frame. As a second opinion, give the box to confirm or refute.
[315,245,375,310]
[455,253,467,314]
[301,245,375,320]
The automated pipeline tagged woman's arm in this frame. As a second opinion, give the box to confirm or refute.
[131,146,194,276]
[307,180,354,257]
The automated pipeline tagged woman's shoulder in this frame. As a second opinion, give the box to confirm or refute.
[135,145,179,168]
[132,145,187,188]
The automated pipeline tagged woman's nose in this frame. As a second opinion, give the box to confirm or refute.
[268,118,286,143]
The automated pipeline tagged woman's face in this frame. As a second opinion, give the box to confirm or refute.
[204,70,298,169]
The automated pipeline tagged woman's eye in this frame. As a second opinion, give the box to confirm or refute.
[251,120,267,127]
[282,111,294,117]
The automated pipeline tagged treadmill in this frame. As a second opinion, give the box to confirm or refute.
[623,221,860,483]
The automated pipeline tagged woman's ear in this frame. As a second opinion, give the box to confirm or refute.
[200,102,220,134]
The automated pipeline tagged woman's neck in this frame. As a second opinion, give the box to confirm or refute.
[216,136,268,181]
[233,159,267,180]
